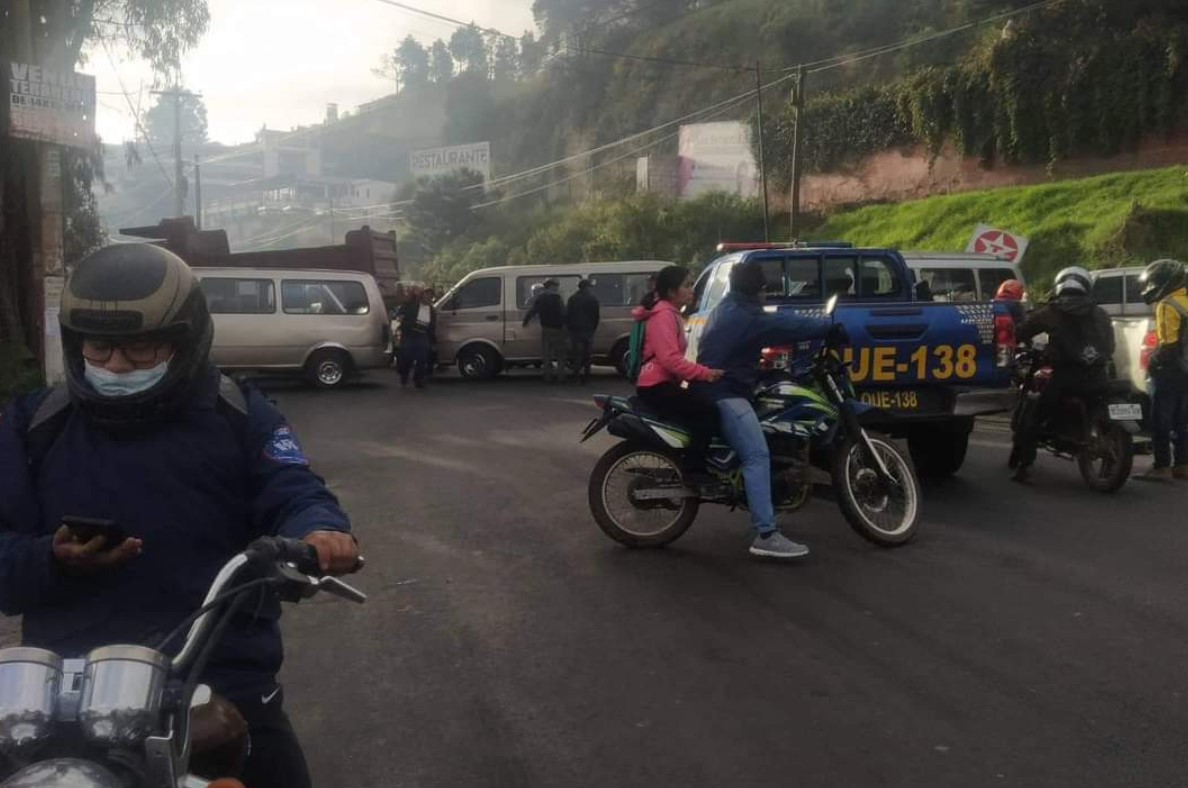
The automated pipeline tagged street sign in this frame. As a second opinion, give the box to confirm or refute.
[966,224,1029,263]
[2,62,96,148]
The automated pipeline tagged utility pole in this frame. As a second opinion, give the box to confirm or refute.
[754,62,771,243]
[328,192,336,244]
[152,88,202,218]
[193,155,202,229]
[790,64,806,241]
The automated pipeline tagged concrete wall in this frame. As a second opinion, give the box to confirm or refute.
[797,134,1188,211]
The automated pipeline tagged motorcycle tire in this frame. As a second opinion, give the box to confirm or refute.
[588,442,700,548]
[832,434,921,548]
[1077,415,1134,493]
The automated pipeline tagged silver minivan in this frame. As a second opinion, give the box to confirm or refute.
[435,261,670,378]
[195,267,391,388]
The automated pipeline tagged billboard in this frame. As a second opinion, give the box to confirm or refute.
[677,121,758,200]
[410,142,491,181]
[3,62,96,148]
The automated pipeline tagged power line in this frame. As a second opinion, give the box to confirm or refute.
[565,46,752,73]
[100,40,173,188]
[370,0,520,42]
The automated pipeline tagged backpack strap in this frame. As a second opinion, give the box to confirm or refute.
[26,386,73,472]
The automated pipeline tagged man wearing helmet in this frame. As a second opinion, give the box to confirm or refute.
[1011,266,1115,483]
[0,245,361,788]
[1136,259,1188,481]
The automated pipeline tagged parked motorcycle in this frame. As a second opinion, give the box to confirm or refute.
[0,537,366,788]
[581,297,921,549]
[1008,347,1141,492]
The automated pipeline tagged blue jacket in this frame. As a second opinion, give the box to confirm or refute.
[0,366,350,700]
[697,293,832,400]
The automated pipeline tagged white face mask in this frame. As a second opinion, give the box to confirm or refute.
[84,359,170,398]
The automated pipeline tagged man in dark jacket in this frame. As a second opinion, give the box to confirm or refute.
[523,278,567,384]
[1012,266,1116,483]
[566,279,601,383]
[697,261,834,559]
[0,245,360,788]
[398,287,437,389]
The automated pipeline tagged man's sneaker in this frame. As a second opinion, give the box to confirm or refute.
[1136,466,1175,483]
[749,531,810,559]
[1174,465,1188,481]
[1011,464,1033,484]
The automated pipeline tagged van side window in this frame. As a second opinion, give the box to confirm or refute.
[446,277,501,310]
[200,278,276,314]
[517,275,580,308]
[1124,273,1144,306]
[919,267,977,302]
[1091,274,1123,306]
[282,280,370,315]
[590,273,655,307]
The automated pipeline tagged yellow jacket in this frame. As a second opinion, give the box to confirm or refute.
[1156,288,1188,347]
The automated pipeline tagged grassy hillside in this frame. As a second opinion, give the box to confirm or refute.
[816,167,1188,289]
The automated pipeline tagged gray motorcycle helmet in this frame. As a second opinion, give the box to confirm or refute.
[60,244,214,430]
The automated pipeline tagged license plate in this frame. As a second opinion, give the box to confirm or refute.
[860,389,937,413]
[1108,403,1143,421]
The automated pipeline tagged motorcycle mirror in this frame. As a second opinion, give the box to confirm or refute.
[824,294,839,316]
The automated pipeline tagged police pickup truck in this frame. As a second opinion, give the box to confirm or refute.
[686,243,1019,476]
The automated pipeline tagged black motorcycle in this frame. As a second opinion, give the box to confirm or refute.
[1009,347,1141,492]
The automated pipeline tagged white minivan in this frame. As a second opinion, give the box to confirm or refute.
[902,252,1026,302]
[195,267,391,388]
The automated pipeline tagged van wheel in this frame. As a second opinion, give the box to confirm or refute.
[610,339,630,378]
[458,345,501,380]
[306,349,352,389]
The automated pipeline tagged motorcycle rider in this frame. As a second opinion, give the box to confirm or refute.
[1011,266,1115,483]
[1136,259,1188,481]
[697,260,837,559]
[0,245,360,788]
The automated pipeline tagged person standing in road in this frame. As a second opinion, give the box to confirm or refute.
[1137,259,1188,481]
[398,287,437,389]
[523,278,568,384]
[566,279,601,383]
[0,245,360,788]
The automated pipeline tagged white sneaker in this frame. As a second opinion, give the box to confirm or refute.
[749,531,810,559]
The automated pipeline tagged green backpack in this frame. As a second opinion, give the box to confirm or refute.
[625,320,647,382]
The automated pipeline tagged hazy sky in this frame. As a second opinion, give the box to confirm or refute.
[90,0,536,145]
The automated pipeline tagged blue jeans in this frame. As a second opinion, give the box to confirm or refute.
[1150,375,1188,468]
[716,398,775,535]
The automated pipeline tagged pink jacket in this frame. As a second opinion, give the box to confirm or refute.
[633,300,716,388]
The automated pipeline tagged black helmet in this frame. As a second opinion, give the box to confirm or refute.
[1139,259,1186,305]
[60,244,213,428]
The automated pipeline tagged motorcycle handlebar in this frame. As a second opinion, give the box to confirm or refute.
[244,535,321,576]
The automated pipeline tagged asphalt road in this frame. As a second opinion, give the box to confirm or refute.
[270,370,1188,788]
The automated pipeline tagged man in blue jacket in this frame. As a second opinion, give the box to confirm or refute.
[0,245,360,788]
[697,260,835,559]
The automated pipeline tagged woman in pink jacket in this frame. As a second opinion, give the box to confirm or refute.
[634,265,724,481]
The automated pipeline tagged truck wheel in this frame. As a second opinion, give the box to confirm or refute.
[306,349,352,389]
[908,424,971,477]
[457,345,501,380]
[610,339,630,378]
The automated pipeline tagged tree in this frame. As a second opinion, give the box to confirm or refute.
[448,24,490,76]
[429,39,454,84]
[519,32,546,78]
[405,169,486,255]
[492,35,519,81]
[144,90,208,148]
[394,35,430,90]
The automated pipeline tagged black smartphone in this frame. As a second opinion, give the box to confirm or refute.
[61,516,127,548]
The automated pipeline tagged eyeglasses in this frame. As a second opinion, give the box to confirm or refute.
[81,339,168,365]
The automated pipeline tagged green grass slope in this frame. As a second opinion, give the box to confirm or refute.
[816,167,1188,289]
